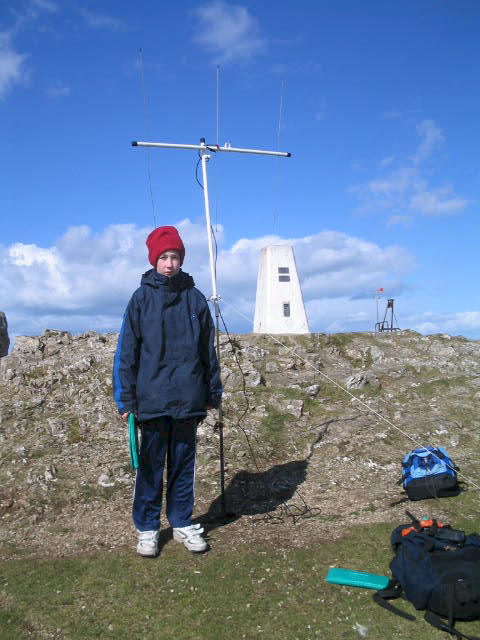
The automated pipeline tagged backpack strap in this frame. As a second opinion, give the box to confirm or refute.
[405,510,422,530]
[372,579,416,621]
[424,610,480,640]
[377,578,403,599]
[448,582,456,630]
[424,585,480,640]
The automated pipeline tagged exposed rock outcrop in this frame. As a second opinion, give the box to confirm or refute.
[0,329,479,558]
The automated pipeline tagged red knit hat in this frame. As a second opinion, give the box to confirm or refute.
[146,226,185,267]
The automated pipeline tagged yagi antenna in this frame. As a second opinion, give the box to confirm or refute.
[132,135,291,517]
[131,138,291,302]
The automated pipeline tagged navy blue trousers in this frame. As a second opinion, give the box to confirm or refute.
[132,417,197,531]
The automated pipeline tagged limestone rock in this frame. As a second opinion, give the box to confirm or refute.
[265,361,279,373]
[44,464,57,482]
[345,372,381,390]
[98,473,114,488]
[285,399,303,418]
[244,367,263,388]
[305,384,320,397]
[12,336,42,354]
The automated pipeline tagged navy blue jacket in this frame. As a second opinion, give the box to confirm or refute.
[113,268,222,421]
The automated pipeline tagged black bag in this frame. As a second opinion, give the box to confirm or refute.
[400,446,460,501]
[374,513,480,639]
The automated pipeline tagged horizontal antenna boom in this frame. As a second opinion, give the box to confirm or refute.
[132,140,290,158]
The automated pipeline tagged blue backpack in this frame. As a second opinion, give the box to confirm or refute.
[401,446,459,501]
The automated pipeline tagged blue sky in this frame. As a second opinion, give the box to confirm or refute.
[1,0,479,340]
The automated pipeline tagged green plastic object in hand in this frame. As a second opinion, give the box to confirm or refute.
[128,413,139,470]
[326,568,389,590]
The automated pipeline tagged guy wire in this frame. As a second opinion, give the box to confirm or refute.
[195,153,203,190]
[273,79,285,233]
[217,305,320,524]
[214,65,220,232]
[221,298,480,494]
[217,65,220,148]
[198,190,316,522]
[139,48,156,228]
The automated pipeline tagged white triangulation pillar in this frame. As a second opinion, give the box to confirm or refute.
[253,245,310,334]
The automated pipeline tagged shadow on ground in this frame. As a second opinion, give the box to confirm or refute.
[199,416,349,535]
[155,416,358,554]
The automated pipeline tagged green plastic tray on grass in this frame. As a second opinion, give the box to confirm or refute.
[326,567,390,590]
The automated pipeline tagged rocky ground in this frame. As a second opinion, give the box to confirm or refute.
[1,328,479,559]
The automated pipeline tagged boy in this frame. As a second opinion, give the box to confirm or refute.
[113,226,222,556]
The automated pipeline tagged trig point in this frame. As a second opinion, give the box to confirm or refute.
[254,245,309,334]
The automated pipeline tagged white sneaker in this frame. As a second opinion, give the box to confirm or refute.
[136,529,159,557]
[173,523,208,553]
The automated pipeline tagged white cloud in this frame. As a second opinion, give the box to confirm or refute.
[215,231,414,305]
[4,222,478,339]
[413,119,445,164]
[1,222,416,339]
[306,298,371,333]
[349,119,472,221]
[349,167,421,214]
[456,312,480,329]
[407,311,480,336]
[0,32,28,99]
[192,1,267,64]
[0,0,63,99]
[409,186,471,216]
[367,167,420,197]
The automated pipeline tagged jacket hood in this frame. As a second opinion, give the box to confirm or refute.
[140,268,195,291]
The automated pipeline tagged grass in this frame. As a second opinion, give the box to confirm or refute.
[22,367,47,382]
[67,417,83,444]
[325,334,354,350]
[402,365,441,379]
[3,519,480,639]
[262,386,306,400]
[415,375,470,398]
[363,347,374,369]
[260,405,289,451]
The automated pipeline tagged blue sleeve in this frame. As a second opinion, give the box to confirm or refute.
[198,300,222,408]
[113,293,141,414]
